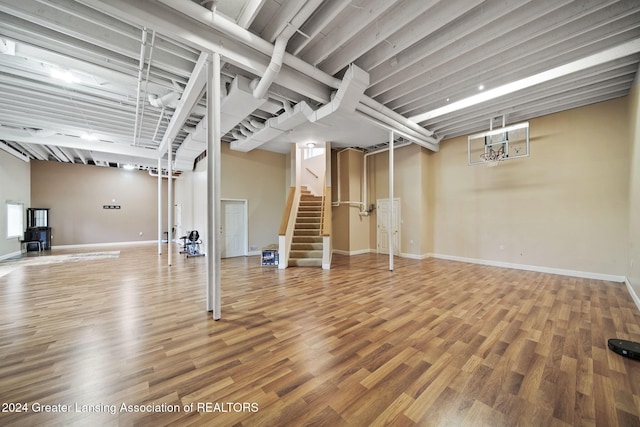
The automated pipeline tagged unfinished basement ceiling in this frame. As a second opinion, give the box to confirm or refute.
[0,0,638,171]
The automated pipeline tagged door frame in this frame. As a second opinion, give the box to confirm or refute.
[221,198,248,257]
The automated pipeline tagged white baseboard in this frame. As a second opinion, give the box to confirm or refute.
[625,278,640,311]
[0,250,22,261]
[52,240,158,250]
[247,250,261,256]
[400,252,429,260]
[333,248,372,256]
[429,253,626,282]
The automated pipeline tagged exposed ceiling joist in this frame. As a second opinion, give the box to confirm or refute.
[0,0,637,169]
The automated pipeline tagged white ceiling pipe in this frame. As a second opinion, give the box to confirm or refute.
[356,108,440,152]
[252,0,322,99]
[360,96,435,139]
[269,93,293,114]
[356,104,439,148]
[148,91,180,108]
[252,34,289,99]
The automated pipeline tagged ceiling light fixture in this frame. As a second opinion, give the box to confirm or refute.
[122,164,136,170]
[478,84,484,90]
[0,38,16,56]
[50,68,78,84]
[409,38,640,123]
[306,142,316,147]
[80,132,98,141]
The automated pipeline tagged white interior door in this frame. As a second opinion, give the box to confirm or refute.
[221,200,246,258]
[377,198,400,255]
[174,203,182,240]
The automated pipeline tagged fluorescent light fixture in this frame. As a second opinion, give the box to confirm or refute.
[50,68,78,84]
[409,38,640,123]
[122,164,136,170]
[80,132,98,141]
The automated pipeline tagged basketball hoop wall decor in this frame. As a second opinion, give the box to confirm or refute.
[468,119,530,167]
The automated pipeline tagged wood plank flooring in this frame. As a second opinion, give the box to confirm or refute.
[1,244,639,426]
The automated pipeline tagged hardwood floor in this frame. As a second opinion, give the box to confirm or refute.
[1,244,639,426]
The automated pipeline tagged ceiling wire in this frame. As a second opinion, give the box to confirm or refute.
[136,29,157,146]
[60,85,94,137]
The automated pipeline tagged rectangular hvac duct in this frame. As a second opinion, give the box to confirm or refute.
[174,75,268,170]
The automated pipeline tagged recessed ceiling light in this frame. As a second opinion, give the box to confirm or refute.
[446,98,450,102]
[478,84,484,91]
[122,164,136,170]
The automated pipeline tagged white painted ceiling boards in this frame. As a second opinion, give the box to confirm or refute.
[0,0,638,171]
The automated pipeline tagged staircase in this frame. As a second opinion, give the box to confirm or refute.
[289,188,324,267]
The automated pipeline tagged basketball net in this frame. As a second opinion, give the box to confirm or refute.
[480,146,506,167]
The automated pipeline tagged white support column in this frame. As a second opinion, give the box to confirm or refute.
[168,139,173,266]
[207,52,222,320]
[157,157,162,255]
[388,130,394,271]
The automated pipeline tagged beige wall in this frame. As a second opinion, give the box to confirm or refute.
[628,82,640,300]
[422,147,435,255]
[347,150,369,253]
[30,161,168,246]
[221,143,286,250]
[175,142,287,253]
[7,90,638,290]
[368,143,428,257]
[433,98,630,276]
[331,149,370,254]
[0,150,31,258]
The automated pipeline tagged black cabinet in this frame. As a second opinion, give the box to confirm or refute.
[25,208,51,251]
